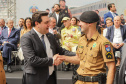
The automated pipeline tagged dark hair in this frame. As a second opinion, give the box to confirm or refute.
[95,10,99,13]
[46,8,50,11]
[59,0,65,2]
[32,11,48,27]
[71,16,78,25]
[24,17,32,29]
[108,3,115,10]
[54,4,60,8]
[121,14,124,16]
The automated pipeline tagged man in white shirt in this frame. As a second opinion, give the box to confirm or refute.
[21,11,75,84]
[106,16,126,66]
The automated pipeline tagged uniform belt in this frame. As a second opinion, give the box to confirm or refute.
[77,75,99,82]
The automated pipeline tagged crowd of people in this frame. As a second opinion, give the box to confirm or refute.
[0,0,126,84]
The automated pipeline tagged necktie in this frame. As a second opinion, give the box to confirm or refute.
[41,35,46,50]
[8,28,11,37]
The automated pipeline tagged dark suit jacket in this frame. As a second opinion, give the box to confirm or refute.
[0,27,20,50]
[49,12,65,27]
[106,25,126,43]
[118,43,126,84]
[21,29,75,84]
[104,11,118,24]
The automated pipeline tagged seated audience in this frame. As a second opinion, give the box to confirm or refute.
[0,19,7,36]
[20,17,32,38]
[18,17,32,61]
[103,17,113,37]
[0,18,20,72]
[61,17,81,71]
[106,16,126,66]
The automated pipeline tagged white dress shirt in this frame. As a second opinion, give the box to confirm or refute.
[103,28,107,37]
[33,28,54,75]
[49,28,54,34]
[8,27,12,36]
[55,12,59,24]
[113,27,123,43]
[110,11,117,18]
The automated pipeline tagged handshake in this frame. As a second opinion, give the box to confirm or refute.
[53,54,66,66]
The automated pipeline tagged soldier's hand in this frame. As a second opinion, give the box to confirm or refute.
[65,42,71,48]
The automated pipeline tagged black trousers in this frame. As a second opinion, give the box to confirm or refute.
[46,71,56,84]
[22,71,56,84]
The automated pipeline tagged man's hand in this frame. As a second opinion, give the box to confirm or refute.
[65,42,71,48]
[112,43,117,49]
[53,54,64,66]
[2,41,9,46]
[53,30,57,34]
[118,43,124,48]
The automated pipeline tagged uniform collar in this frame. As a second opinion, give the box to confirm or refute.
[84,31,99,41]
[91,31,99,41]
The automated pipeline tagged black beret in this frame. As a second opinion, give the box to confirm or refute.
[79,11,99,23]
[59,0,65,2]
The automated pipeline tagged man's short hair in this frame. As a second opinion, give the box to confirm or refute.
[46,8,50,11]
[121,14,124,16]
[95,10,99,13]
[108,3,115,10]
[32,11,48,27]
[106,17,112,22]
[6,18,13,24]
[54,4,60,8]
[59,0,65,2]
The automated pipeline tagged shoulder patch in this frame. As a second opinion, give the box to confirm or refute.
[104,42,110,45]
[105,44,111,52]
[106,52,112,59]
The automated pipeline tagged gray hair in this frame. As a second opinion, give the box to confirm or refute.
[6,18,14,24]
[49,17,56,21]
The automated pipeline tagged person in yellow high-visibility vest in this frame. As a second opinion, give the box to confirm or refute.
[61,17,81,71]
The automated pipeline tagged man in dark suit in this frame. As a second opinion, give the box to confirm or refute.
[49,4,65,28]
[106,16,126,66]
[21,11,75,84]
[0,18,20,72]
[0,19,7,36]
[104,3,118,24]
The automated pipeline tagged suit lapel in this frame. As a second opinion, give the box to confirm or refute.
[31,29,46,53]
[112,26,114,41]
[3,28,8,38]
[109,12,114,19]
[120,26,123,37]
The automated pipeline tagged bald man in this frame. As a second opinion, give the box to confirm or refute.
[106,16,126,66]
